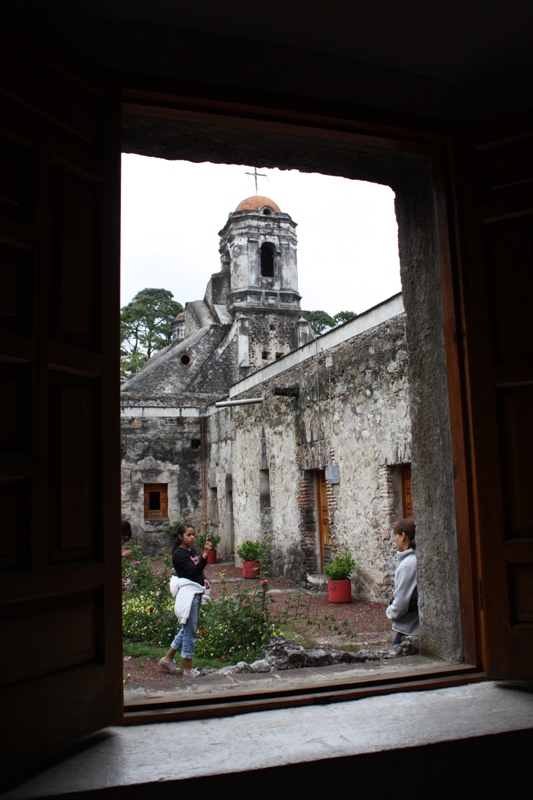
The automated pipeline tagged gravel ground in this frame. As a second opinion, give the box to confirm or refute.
[123,561,392,685]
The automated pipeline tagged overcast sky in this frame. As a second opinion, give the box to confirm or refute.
[121,155,402,317]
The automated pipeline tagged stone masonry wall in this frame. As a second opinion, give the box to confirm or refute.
[207,312,411,600]
[247,311,301,371]
[121,415,203,555]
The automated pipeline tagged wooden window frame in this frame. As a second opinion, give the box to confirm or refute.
[143,482,169,520]
[120,89,482,722]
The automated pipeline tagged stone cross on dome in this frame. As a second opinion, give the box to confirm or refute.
[245,166,267,194]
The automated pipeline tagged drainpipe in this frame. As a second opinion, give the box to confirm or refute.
[215,397,264,408]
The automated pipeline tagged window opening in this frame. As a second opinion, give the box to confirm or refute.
[120,130,463,714]
[260,242,275,277]
[259,468,271,509]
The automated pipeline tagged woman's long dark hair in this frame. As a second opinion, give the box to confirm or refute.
[393,517,416,549]
[172,522,193,553]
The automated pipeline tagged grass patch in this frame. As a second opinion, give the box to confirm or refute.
[123,642,166,659]
[123,640,240,670]
[336,643,360,653]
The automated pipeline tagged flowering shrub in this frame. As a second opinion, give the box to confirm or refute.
[196,577,275,663]
[121,545,176,647]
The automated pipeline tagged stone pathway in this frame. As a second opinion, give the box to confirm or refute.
[124,654,447,706]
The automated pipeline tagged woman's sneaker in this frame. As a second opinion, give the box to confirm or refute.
[159,658,177,673]
[184,668,200,678]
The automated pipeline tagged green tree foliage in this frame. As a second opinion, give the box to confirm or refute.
[121,288,183,379]
[333,310,358,326]
[306,309,357,335]
[306,310,335,334]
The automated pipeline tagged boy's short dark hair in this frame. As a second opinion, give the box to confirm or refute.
[393,517,416,540]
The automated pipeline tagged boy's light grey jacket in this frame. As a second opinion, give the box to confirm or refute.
[386,549,419,635]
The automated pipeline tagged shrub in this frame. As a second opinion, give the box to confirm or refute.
[197,530,221,550]
[323,549,355,580]
[237,539,266,562]
[196,577,275,663]
[122,545,176,647]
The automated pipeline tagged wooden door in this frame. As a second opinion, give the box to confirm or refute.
[0,13,122,777]
[401,464,414,518]
[317,470,333,569]
[453,114,533,679]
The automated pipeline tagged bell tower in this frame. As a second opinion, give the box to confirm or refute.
[219,195,311,371]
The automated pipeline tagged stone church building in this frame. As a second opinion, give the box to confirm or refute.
[121,194,411,600]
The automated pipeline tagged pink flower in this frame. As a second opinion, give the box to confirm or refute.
[260,579,268,586]
[134,561,140,565]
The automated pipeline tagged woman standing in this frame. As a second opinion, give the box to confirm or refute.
[159,523,212,677]
[386,517,419,646]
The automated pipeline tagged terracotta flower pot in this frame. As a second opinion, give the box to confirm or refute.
[327,578,352,603]
[207,549,217,564]
[242,560,260,579]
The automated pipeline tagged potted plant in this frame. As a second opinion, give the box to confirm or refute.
[323,549,355,603]
[237,540,265,579]
[198,531,221,564]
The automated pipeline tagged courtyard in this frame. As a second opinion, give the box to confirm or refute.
[122,558,397,697]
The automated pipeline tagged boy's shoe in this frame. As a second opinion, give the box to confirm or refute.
[159,658,177,673]
[184,668,200,678]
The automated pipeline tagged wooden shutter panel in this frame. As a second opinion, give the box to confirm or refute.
[453,114,533,679]
[0,12,122,778]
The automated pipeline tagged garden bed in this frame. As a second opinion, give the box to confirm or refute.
[123,559,392,685]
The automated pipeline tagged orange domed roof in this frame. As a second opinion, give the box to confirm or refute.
[235,195,281,213]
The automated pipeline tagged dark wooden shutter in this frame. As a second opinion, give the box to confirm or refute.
[0,13,122,777]
[453,113,533,679]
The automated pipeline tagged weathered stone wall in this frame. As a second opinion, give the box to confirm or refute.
[205,407,234,560]
[122,323,231,397]
[207,308,411,600]
[247,311,301,369]
[121,415,203,554]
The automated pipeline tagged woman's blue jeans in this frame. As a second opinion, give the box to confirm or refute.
[171,593,201,659]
